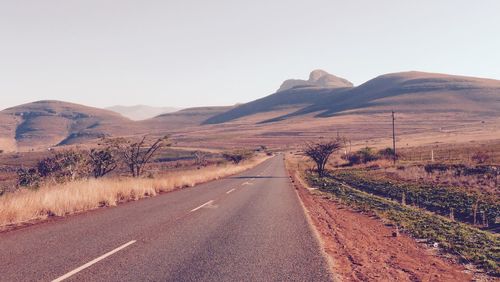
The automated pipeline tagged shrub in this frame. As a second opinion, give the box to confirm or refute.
[17,150,91,187]
[17,168,41,188]
[471,151,490,164]
[222,150,254,164]
[358,147,378,163]
[342,147,382,166]
[342,152,361,165]
[378,147,396,159]
[37,151,90,183]
[424,163,449,174]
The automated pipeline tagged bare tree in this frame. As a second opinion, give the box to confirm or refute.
[303,139,342,177]
[193,151,208,167]
[110,135,169,177]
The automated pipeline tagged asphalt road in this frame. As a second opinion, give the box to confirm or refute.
[0,156,332,281]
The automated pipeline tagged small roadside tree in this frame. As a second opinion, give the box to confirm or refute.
[88,148,117,178]
[37,150,90,183]
[193,151,208,167]
[110,135,169,177]
[222,150,253,164]
[303,139,342,177]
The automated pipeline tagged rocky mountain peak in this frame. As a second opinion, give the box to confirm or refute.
[277,69,353,92]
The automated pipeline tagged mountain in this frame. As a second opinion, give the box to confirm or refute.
[106,105,180,121]
[1,70,498,151]
[144,106,235,131]
[277,69,354,92]
[203,70,354,124]
[0,100,140,151]
[206,71,500,124]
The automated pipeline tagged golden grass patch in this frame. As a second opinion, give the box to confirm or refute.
[0,157,268,229]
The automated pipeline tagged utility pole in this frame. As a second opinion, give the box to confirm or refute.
[392,111,397,165]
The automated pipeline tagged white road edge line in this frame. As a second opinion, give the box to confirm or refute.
[190,200,214,212]
[226,188,236,194]
[52,240,137,282]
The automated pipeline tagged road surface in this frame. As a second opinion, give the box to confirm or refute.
[0,156,332,281]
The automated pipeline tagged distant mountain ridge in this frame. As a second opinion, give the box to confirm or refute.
[106,105,180,120]
[1,70,499,151]
[205,70,500,124]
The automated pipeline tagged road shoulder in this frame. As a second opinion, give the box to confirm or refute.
[286,160,473,282]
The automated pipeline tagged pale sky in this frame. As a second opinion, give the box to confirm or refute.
[1,0,499,110]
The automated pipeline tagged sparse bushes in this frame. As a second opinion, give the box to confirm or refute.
[2,156,270,229]
[17,168,41,188]
[303,139,342,176]
[17,151,90,188]
[424,163,449,174]
[342,147,380,165]
[36,151,90,183]
[471,151,490,164]
[378,147,396,159]
[342,147,402,166]
[16,136,169,188]
[222,150,254,164]
[358,147,378,163]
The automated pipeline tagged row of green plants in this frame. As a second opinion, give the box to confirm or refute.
[308,174,500,276]
[329,169,499,228]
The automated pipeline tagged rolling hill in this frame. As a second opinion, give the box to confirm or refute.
[205,71,500,124]
[143,106,235,131]
[1,70,499,151]
[0,101,140,151]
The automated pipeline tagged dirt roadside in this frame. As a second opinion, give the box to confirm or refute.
[286,164,473,282]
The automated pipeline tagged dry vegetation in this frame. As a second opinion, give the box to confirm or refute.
[0,156,268,230]
[296,138,500,277]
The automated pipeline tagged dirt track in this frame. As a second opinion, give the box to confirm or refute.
[290,169,473,282]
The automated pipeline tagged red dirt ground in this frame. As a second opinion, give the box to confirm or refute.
[288,168,473,282]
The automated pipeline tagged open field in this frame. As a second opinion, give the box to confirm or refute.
[285,154,476,281]
[286,138,500,278]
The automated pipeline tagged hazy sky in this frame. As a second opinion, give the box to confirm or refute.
[1,0,499,110]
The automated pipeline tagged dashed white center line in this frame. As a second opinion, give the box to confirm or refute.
[226,188,236,194]
[190,200,215,212]
[52,240,136,282]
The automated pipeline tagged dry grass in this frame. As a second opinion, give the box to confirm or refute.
[0,156,268,229]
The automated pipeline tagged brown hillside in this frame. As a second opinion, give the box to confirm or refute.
[206,71,500,124]
[0,100,140,151]
[143,106,235,131]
